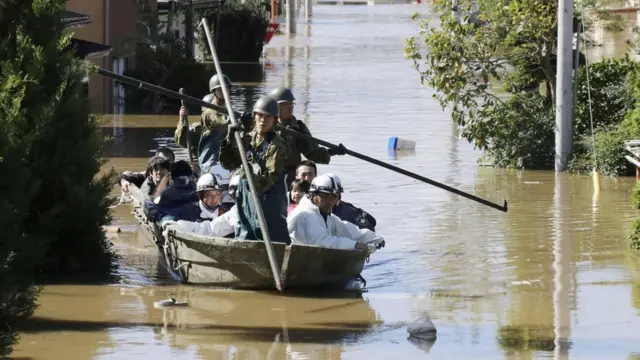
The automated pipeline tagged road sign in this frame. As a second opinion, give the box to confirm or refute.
[265,23,280,44]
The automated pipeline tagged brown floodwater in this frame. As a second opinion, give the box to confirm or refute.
[13,4,640,360]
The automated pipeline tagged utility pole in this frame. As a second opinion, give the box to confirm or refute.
[305,0,312,21]
[555,0,574,171]
[286,0,296,34]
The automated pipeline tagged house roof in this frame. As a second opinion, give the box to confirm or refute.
[61,10,92,28]
[67,38,112,59]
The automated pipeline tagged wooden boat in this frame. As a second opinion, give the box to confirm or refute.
[127,185,369,290]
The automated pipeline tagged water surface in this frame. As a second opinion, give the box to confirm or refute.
[14,4,640,360]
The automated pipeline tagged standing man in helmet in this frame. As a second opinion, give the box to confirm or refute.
[269,87,347,189]
[175,75,252,174]
[219,95,291,243]
[287,174,385,251]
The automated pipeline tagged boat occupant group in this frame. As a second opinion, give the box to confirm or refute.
[119,74,384,253]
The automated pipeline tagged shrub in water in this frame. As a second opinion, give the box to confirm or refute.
[0,0,116,355]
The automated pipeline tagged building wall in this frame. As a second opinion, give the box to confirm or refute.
[65,0,107,113]
[65,0,158,114]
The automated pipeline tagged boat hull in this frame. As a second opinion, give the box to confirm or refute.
[128,186,367,290]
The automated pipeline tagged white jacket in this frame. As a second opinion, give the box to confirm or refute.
[173,205,238,237]
[198,201,219,220]
[287,196,382,250]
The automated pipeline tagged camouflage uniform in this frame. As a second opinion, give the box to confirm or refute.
[219,95,290,243]
[175,107,228,175]
[278,115,331,183]
[269,87,337,185]
[174,74,232,175]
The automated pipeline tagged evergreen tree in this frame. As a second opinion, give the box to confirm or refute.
[0,0,116,355]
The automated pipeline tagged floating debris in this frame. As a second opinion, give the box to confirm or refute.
[511,279,541,286]
[154,298,188,308]
[407,314,437,341]
[102,225,121,233]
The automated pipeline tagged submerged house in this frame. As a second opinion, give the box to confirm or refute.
[62,10,112,99]
[157,0,223,60]
[64,0,157,114]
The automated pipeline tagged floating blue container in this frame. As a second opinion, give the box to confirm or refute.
[388,136,416,151]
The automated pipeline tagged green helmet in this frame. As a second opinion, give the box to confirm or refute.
[209,74,232,92]
[269,87,296,103]
[201,94,214,111]
[252,95,279,117]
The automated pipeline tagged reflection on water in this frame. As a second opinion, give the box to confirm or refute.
[14,5,640,360]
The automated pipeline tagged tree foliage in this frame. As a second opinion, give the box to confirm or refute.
[406,0,628,170]
[406,0,559,146]
[0,0,116,355]
[196,0,269,63]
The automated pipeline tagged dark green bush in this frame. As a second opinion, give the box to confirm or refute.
[196,1,268,62]
[570,60,640,176]
[473,93,556,170]
[0,0,116,355]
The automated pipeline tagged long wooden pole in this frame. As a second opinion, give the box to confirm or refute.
[179,88,194,162]
[200,17,284,292]
[277,126,508,213]
[93,70,508,213]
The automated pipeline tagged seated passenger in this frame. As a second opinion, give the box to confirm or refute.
[287,174,385,251]
[195,173,224,221]
[156,147,176,163]
[120,147,175,193]
[139,155,171,201]
[326,173,377,232]
[163,205,238,238]
[145,160,199,223]
[288,179,310,215]
[295,160,317,183]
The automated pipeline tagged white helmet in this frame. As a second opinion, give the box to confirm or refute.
[310,174,341,196]
[196,173,221,193]
[210,164,231,188]
[324,173,344,193]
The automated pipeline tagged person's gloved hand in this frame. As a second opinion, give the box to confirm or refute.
[328,143,347,156]
[162,220,179,229]
[369,236,385,249]
[225,123,243,142]
[239,112,253,131]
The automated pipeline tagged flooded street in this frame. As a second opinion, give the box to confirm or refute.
[13,4,640,359]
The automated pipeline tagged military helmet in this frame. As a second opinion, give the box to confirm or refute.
[209,74,232,92]
[252,95,279,117]
[202,94,214,103]
[269,87,296,103]
[196,173,221,193]
[201,94,214,111]
[310,174,341,196]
